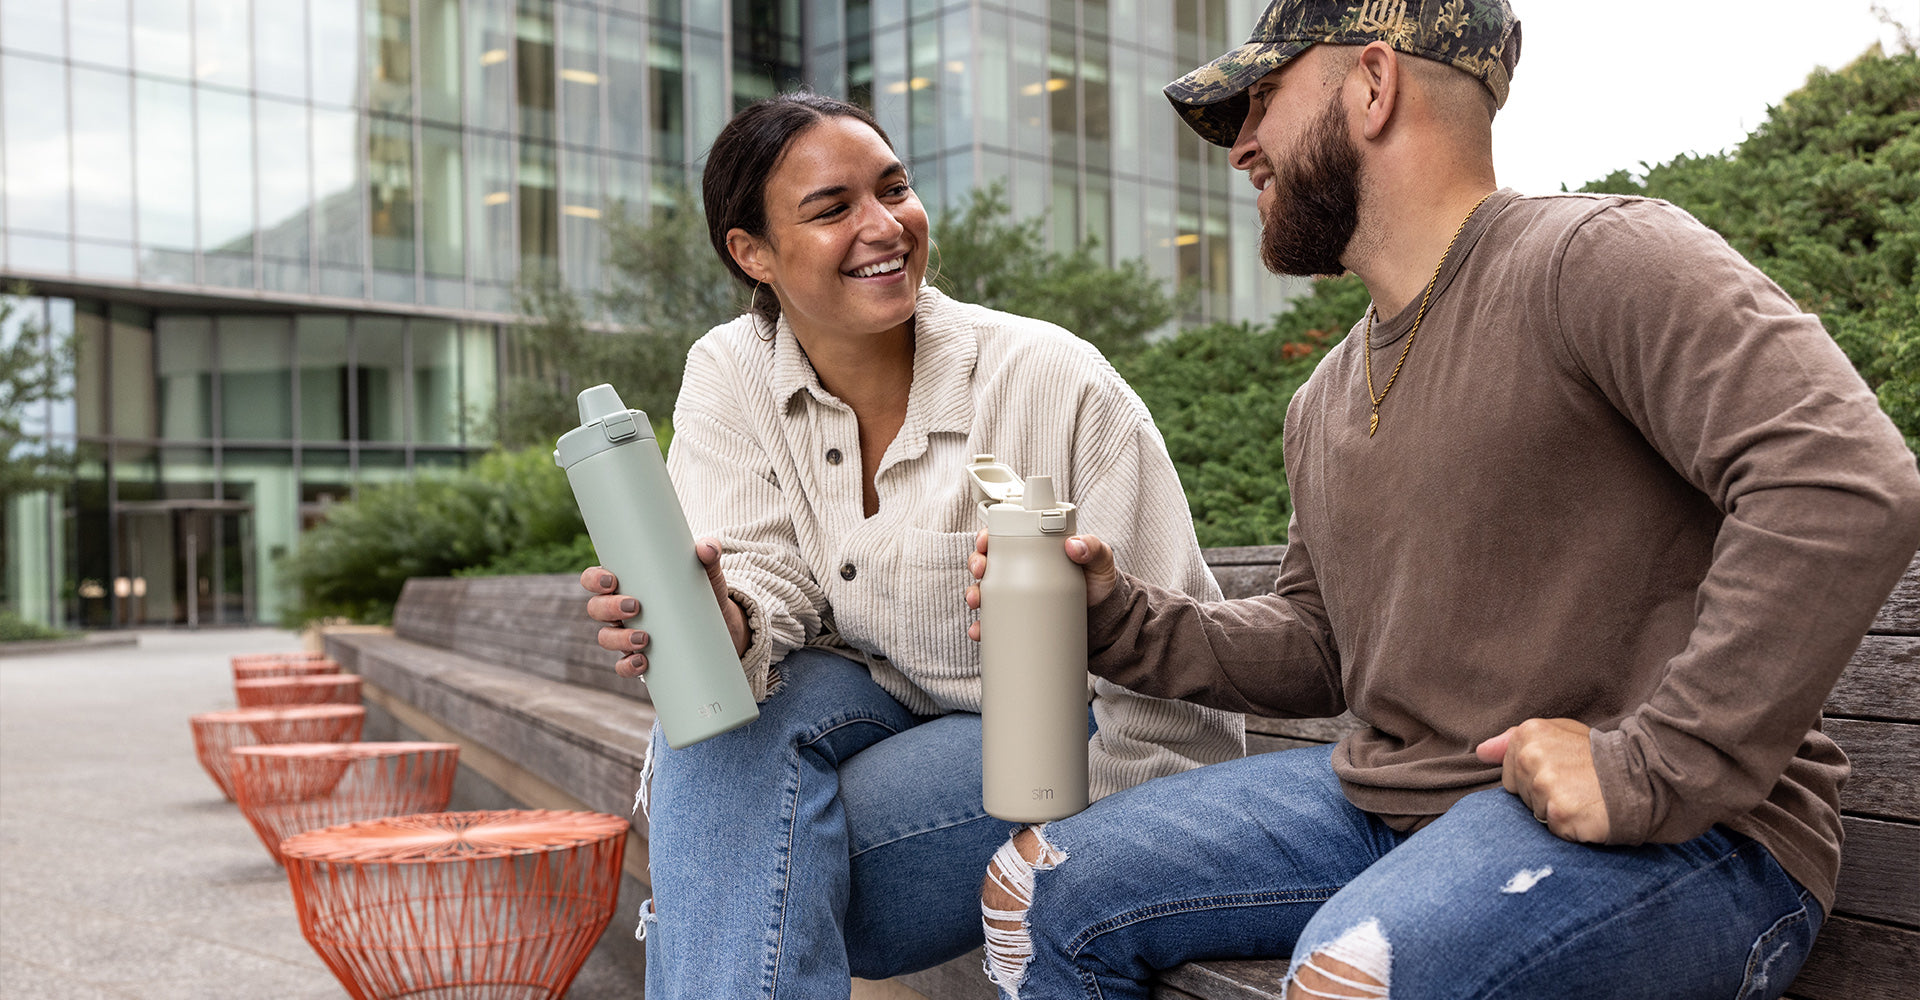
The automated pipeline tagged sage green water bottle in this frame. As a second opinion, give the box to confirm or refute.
[967,454,1089,822]
[555,384,758,748]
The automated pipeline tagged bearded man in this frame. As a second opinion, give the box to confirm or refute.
[966,2,1920,998]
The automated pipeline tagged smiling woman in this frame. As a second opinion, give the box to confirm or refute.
[567,91,1244,998]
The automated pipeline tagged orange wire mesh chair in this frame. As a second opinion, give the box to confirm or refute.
[282,810,630,1000]
[234,674,363,708]
[189,705,366,801]
[230,652,343,683]
[230,742,460,864]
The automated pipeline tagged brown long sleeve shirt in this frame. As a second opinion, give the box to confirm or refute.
[1088,191,1920,913]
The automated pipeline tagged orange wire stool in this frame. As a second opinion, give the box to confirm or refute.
[282,809,630,1000]
[234,656,343,681]
[189,705,366,801]
[235,674,363,708]
[230,742,460,864]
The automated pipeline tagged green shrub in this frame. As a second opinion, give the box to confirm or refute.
[0,608,71,642]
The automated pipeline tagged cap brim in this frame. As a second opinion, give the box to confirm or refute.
[1164,39,1312,147]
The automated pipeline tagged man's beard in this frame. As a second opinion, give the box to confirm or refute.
[1258,97,1362,277]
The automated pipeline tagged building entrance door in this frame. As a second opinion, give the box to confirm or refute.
[113,500,255,627]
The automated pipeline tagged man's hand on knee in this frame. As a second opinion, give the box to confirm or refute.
[1476,718,1611,843]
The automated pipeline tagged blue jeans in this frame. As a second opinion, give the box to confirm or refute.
[641,647,1012,999]
[1004,744,1823,1000]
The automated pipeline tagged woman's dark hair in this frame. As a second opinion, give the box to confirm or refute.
[702,91,894,328]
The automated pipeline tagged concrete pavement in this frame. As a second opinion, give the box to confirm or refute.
[0,628,643,999]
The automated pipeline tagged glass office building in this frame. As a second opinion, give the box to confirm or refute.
[2,0,1287,629]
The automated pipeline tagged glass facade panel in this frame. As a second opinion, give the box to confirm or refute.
[518,141,558,276]
[419,0,463,124]
[3,55,72,237]
[3,5,66,59]
[559,6,602,149]
[198,86,257,287]
[421,124,466,278]
[649,23,685,164]
[313,105,367,296]
[69,66,134,244]
[517,1,556,141]
[460,323,496,445]
[368,116,416,274]
[133,0,191,79]
[134,77,196,282]
[109,310,156,439]
[299,448,352,520]
[471,132,515,286]
[255,0,310,100]
[605,13,646,157]
[156,316,214,440]
[257,97,314,294]
[74,303,107,437]
[369,0,413,115]
[219,317,294,441]
[195,0,252,90]
[467,0,513,133]
[562,150,602,295]
[297,316,350,441]
[223,447,295,623]
[312,0,363,108]
[71,0,130,69]
[410,319,461,445]
[353,316,405,442]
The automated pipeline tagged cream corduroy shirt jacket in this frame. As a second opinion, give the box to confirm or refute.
[665,286,1244,797]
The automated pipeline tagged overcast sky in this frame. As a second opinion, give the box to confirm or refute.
[1488,1,1913,195]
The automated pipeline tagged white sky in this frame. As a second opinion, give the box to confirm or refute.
[1489,1,1915,195]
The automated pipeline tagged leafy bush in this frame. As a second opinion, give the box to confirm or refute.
[280,444,596,625]
[1118,275,1369,547]
[0,608,71,642]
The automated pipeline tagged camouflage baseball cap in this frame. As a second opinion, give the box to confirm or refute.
[1167,0,1522,146]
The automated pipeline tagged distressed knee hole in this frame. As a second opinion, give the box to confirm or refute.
[979,826,1068,997]
[1286,918,1391,1000]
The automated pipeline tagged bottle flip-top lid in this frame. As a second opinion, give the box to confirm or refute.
[554,384,658,470]
[965,454,1076,536]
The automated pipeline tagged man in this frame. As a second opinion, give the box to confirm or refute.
[965,2,1920,998]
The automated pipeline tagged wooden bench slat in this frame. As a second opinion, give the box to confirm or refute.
[1828,636,1920,718]
[1825,719,1920,822]
[1835,816,1920,927]
[1153,959,1289,999]
[1785,915,1920,1000]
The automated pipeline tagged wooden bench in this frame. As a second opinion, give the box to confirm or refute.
[325,547,1920,1000]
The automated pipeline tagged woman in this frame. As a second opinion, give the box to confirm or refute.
[581,91,1242,997]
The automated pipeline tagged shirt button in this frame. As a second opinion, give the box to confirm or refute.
[840,563,856,581]
[826,448,843,465]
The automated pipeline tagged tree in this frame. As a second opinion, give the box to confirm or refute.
[0,288,76,503]
[931,183,1180,357]
[1115,275,1369,547]
[1578,46,1920,449]
[494,188,744,449]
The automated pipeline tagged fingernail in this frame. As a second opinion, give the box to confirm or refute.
[620,598,638,614]
[599,573,614,589]
[633,631,648,650]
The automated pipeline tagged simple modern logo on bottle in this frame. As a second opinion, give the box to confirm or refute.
[697,701,724,719]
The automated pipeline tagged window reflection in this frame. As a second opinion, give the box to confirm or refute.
[3,55,72,237]
[313,106,367,298]
[70,0,131,71]
[560,6,602,149]
[258,98,314,294]
[133,0,192,79]
[519,142,560,276]
[219,317,294,441]
[468,0,513,133]
[134,77,195,283]
[518,1,556,141]
[70,67,134,244]
[199,87,257,288]
[606,14,646,157]
[369,117,417,274]
[410,320,460,445]
[369,0,413,115]
[195,0,251,90]
[311,0,363,108]
[419,0,463,124]
[353,317,405,443]
[297,316,349,441]
[421,125,466,279]
[650,25,685,164]
[256,0,310,100]
[157,316,214,441]
[2,5,67,59]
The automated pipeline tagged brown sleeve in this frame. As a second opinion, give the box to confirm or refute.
[1087,519,1345,719]
[1550,199,1920,844]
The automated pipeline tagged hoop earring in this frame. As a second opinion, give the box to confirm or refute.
[925,237,944,291]
[753,281,776,343]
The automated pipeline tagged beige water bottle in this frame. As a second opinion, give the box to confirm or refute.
[967,454,1089,822]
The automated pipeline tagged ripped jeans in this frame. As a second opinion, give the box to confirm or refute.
[995,744,1823,1000]
[641,647,1011,999]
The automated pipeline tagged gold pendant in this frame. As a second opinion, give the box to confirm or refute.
[1368,410,1379,437]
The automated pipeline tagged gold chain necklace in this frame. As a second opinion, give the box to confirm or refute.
[1363,192,1494,437]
